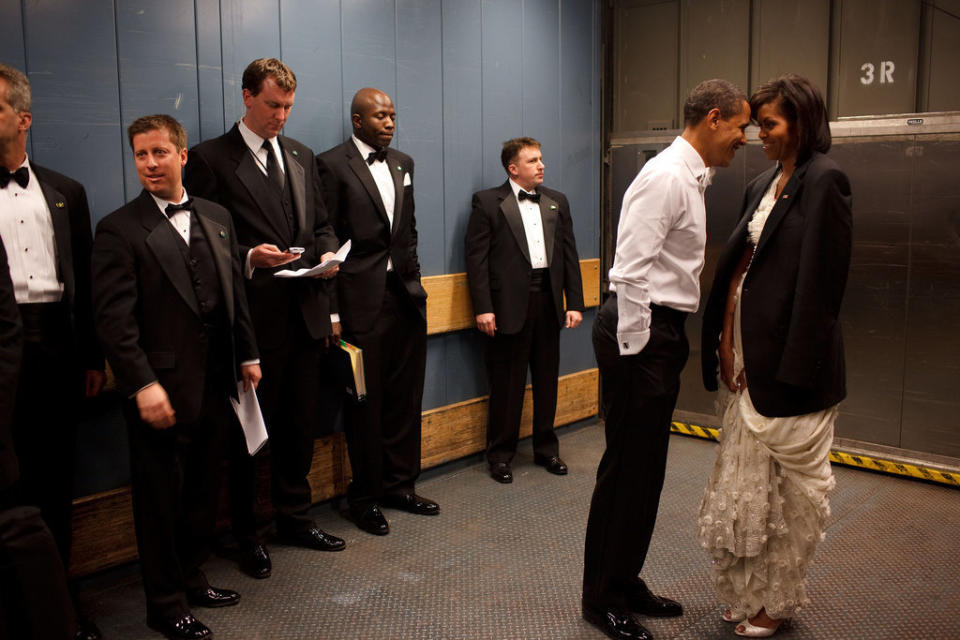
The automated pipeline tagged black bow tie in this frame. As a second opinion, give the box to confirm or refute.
[518,190,540,204]
[366,149,388,165]
[165,199,194,217]
[0,167,29,189]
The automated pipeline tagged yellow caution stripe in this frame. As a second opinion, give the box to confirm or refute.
[670,421,959,489]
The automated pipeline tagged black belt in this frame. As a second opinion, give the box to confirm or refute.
[17,301,68,341]
[650,302,687,325]
[529,268,550,292]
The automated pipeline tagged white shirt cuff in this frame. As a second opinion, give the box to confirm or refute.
[330,313,340,324]
[616,329,649,356]
[240,359,260,366]
[244,250,255,279]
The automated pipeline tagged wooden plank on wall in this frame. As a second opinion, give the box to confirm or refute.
[67,368,598,576]
[423,258,601,334]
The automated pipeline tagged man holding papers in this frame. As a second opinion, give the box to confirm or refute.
[92,115,259,639]
[185,58,345,580]
[317,87,437,536]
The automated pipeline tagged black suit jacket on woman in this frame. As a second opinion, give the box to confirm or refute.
[316,140,427,334]
[465,181,584,335]
[91,192,258,425]
[701,152,852,417]
[184,125,339,348]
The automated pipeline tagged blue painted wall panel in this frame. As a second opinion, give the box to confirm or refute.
[341,0,398,141]
[196,0,225,141]
[22,0,125,222]
[115,0,201,201]
[397,0,444,275]
[220,0,281,128]
[441,0,484,274]
[280,0,343,153]
[481,0,524,186]
[522,0,561,161]
[0,0,27,157]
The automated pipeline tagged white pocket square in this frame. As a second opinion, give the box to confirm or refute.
[403,172,412,187]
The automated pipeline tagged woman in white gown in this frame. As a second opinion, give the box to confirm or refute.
[698,74,853,637]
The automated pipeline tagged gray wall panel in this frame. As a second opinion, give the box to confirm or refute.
[23,0,125,221]
[115,0,201,201]
[195,0,225,142]
[220,0,281,128]
[522,0,561,158]
[925,0,960,112]
[1,0,27,157]
[280,0,343,154]
[341,0,398,142]
[397,0,444,276]
[481,0,524,186]
[751,0,830,93]
[441,0,484,274]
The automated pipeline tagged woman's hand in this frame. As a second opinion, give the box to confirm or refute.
[719,340,738,392]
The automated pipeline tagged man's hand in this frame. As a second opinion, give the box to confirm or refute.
[324,321,343,348]
[565,310,583,329]
[476,313,497,336]
[313,251,339,279]
[85,369,106,397]
[136,383,176,429]
[241,363,262,392]
[249,243,301,269]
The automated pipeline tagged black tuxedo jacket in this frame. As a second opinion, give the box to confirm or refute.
[465,181,584,335]
[29,164,103,371]
[91,192,259,425]
[0,239,23,492]
[701,152,852,417]
[316,140,427,334]
[184,124,339,347]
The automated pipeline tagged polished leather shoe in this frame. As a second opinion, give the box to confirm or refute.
[238,544,271,579]
[582,603,653,640]
[627,580,683,617]
[186,585,240,608]
[351,504,390,535]
[75,615,101,640]
[146,613,212,639]
[490,462,513,483]
[382,492,440,515]
[281,527,347,551]
[534,454,568,475]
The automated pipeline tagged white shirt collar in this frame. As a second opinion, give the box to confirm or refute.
[351,134,384,161]
[239,118,278,155]
[508,178,537,200]
[149,188,189,215]
[673,136,714,189]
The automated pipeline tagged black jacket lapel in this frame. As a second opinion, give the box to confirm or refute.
[281,141,308,243]
[37,180,73,299]
[345,142,390,227]
[497,182,531,265]
[195,208,234,325]
[755,159,810,256]
[538,192,558,266]
[228,127,292,242]
[140,193,200,317]
[388,150,405,235]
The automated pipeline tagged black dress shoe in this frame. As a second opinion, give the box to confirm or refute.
[627,580,683,617]
[186,585,240,608]
[146,613,212,639]
[351,504,390,535]
[75,615,101,640]
[490,462,513,483]
[582,603,653,640]
[238,544,272,579]
[382,492,440,515]
[534,454,568,475]
[281,527,347,551]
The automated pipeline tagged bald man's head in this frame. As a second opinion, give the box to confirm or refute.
[351,88,396,149]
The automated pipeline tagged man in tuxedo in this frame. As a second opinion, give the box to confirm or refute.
[0,62,105,640]
[185,58,345,579]
[0,236,78,640]
[93,114,261,640]
[581,79,750,640]
[316,87,438,536]
[465,137,584,484]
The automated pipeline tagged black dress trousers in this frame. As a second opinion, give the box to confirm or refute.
[582,296,689,610]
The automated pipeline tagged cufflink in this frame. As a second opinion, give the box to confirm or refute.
[623,342,629,349]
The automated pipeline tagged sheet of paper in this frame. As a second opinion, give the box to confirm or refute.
[274,240,351,278]
[230,382,268,455]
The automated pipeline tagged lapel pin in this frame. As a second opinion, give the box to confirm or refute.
[550,204,557,210]
[292,149,298,156]
[55,201,65,208]
[782,194,789,199]
[397,165,402,171]
[219,230,226,238]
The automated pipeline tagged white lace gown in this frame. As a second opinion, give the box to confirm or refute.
[697,173,837,620]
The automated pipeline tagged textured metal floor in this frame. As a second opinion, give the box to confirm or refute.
[79,422,960,639]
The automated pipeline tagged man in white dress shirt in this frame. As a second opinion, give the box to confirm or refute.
[581,79,751,640]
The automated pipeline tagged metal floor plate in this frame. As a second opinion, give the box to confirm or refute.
[78,423,960,639]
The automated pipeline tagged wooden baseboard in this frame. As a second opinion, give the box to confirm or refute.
[422,258,600,334]
[67,368,599,577]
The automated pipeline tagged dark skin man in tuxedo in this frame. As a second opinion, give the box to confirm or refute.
[316,88,439,536]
